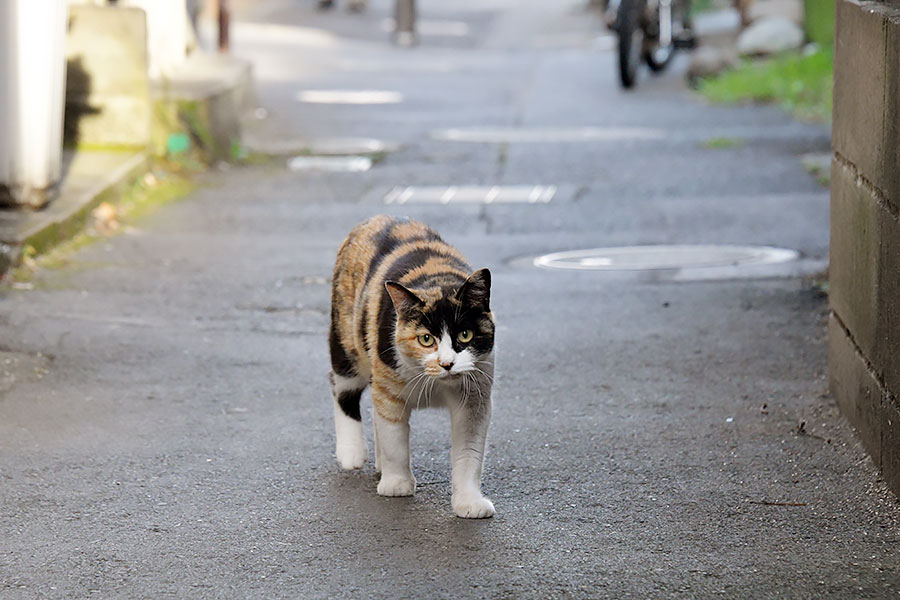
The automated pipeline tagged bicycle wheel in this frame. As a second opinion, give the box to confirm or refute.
[617,0,645,89]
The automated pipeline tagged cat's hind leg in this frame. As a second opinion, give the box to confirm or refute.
[331,372,368,470]
[329,315,368,469]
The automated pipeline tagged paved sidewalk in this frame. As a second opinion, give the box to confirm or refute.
[1,1,898,598]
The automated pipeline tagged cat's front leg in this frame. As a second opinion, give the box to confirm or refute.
[372,389,416,496]
[449,396,494,518]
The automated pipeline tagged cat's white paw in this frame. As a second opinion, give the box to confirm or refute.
[452,493,495,519]
[377,474,416,496]
[336,443,367,470]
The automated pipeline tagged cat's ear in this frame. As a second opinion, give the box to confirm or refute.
[385,281,423,315]
[456,268,491,310]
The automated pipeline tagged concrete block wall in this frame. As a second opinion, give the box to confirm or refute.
[830,0,900,496]
[65,5,151,149]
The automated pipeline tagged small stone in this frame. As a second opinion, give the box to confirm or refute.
[687,45,740,80]
[736,17,804,56]
[747,0,803,25]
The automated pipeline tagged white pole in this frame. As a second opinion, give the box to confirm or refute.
[0,0,68,207]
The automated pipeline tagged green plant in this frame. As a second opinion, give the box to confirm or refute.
[698,47,834,122]
[703,136,745,149]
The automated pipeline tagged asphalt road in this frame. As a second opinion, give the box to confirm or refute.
[2,1,899,598]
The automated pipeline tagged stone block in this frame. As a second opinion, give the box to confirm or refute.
[833,0,900,206]
[832,1,886,187]
[829,314,884,469]
[65,5,151,149]
[829,159,880,363]
[736,16,804,56]
[831,158,900,393]
[748,0,804,25]
[150,53,252,163]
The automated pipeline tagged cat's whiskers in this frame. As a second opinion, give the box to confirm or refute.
[415,374,429,411]
[470,366,495,385]
[419,377,435,411]
[401,371,429,414]
[463,372,474,406]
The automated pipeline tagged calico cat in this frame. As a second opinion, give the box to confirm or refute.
[329,216,496,518]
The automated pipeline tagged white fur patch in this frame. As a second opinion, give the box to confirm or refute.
[437,329,455,366]
[332,373,367,470]
[450,348,476,375]
[332,373,364,395]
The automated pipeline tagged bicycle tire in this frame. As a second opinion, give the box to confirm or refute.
[617,0,644,89]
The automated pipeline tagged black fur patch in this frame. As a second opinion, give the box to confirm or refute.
[456,269,491,310]
[364,220,442,287]
[358,305,369,353]
[329,323,357,377]
[403,269,468,291]
[418,297,495,356]
[383,246,471,285]
[337,388,362,421]
[376,289,400,369]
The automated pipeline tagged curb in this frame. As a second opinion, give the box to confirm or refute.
[0,151,148,280]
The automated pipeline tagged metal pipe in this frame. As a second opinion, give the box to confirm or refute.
[218,0,230,53]
[393,0,416,46]
[659,0,672,47]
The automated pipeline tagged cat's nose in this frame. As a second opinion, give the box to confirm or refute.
[440,361,453,371]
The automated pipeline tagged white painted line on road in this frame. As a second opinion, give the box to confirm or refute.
[337,58,460,73]
[199,21,338,48]
[296,90,403,104]
[384,185,557,205]
[287,156,372,172]
[440,187,456,204]
[245,137,398,157]
[302,137,396,155]
[432,125,828,145]
[381,18,470,37]
[431,127,666,143]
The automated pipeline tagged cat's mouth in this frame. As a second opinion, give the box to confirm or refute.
[427,369,462,380]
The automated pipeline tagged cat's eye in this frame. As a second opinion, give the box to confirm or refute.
[457,330,474,343]
[417,333,435,347]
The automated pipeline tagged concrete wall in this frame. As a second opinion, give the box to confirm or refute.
[830,0,900,496]
[65,5,151,149]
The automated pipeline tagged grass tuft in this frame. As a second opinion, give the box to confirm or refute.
[8,171,195,285]
[697,47,833,122]
[703,136,745,149]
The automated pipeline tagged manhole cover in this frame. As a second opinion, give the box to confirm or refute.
[384,185,556,205]
[534,245,799,271]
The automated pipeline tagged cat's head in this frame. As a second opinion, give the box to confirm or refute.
[385,268,494,380]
